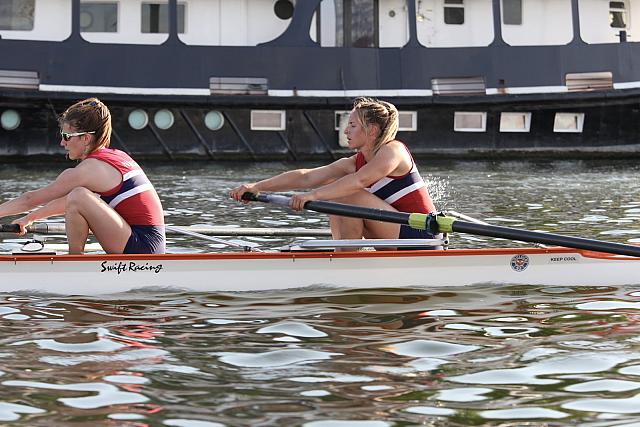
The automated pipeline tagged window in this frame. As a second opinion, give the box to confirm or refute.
[0,0,35,31]
[454,112,486,132]
[444,0,464,25]
[432,77,486,96]
[610,1,627,28]
[553,113,585,133]
[499,112,531,132]
[503,0,522,25]
[80,2,118,33]
[398,111,418,131]
[349,0,378,47]
[142,3,186,34]
[251,110,286,131]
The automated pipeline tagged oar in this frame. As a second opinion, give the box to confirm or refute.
[0,223,330,237]
[242,192,640,258]
[1,224,261,252]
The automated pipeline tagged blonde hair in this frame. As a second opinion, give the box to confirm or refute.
[59,97,112,153]
[351,97,399,153]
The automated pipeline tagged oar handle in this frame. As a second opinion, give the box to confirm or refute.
[0,224,20,233]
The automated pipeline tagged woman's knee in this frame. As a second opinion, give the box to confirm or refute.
[65,187,94,210]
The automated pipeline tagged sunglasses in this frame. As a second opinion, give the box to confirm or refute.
[60,130,95,141]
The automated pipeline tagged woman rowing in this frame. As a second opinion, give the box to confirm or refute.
[0,98,165,254]
[230,97,438,247]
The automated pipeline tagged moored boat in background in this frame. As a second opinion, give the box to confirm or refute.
[1,0,640,160]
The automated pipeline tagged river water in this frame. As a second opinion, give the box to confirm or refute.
[0,159,639,426]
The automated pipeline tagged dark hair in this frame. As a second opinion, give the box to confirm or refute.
[59,97,112,153]
[352,97,399,153]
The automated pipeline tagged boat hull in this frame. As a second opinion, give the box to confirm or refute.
[2,247,638,295]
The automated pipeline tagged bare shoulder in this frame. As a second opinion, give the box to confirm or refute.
[384,140,410,156]
[72,158,122,191]
[373,141,412,175]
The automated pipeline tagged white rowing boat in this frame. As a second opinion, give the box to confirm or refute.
[1,245,639,295]
[2,194,639,294]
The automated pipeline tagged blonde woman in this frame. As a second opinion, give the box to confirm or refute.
[230,97,437,242]
[0,98,165,254]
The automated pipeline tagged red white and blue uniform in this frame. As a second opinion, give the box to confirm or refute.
[86,148,165,254]
[355,142,438,242]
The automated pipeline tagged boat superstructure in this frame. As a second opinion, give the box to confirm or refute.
[1,0,640,159]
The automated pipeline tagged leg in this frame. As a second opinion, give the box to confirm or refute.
[328,190,401,250]
[65,187,132,254]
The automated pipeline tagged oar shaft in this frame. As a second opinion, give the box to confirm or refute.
[448,220,640,258]
[0,223,331,237]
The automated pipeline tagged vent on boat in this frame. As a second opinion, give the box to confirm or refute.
[566,72,613,92]
[209,77,268,95]
[432,76,486,96]
[251,110,286,131]
[0,70,39,90]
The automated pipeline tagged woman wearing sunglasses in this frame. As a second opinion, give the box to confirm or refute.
[0,98,165,254]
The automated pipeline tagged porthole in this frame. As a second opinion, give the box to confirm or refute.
[1,110,21,131]
[274,0,294,20]
[154,109,174,130]
[204,111,225,131]
[128,109,149,130]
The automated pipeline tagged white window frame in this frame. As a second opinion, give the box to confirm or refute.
[553,113,585,133]
[499,112,531,133]
[250,110,286,131]
[454,111,486,132]
[398,111,418,131]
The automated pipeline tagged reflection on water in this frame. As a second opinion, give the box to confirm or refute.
[0,160,639,424]
[0,286,639,424]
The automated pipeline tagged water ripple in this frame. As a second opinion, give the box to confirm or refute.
[2,380,148,409]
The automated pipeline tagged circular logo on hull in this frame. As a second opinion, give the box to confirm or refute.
[510,254,530,272]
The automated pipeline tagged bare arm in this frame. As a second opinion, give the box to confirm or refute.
[0,167,90,219]
[312,145,403,200]
[289,143,409,210]
[0,157,116,220]
[230,157,355,201]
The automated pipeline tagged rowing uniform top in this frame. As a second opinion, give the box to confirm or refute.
[86,148,164,226]
[355,141,436,214]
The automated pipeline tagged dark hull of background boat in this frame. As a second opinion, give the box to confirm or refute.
[1,89,639,161]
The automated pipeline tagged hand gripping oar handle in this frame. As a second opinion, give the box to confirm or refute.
[242,192,640,258]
